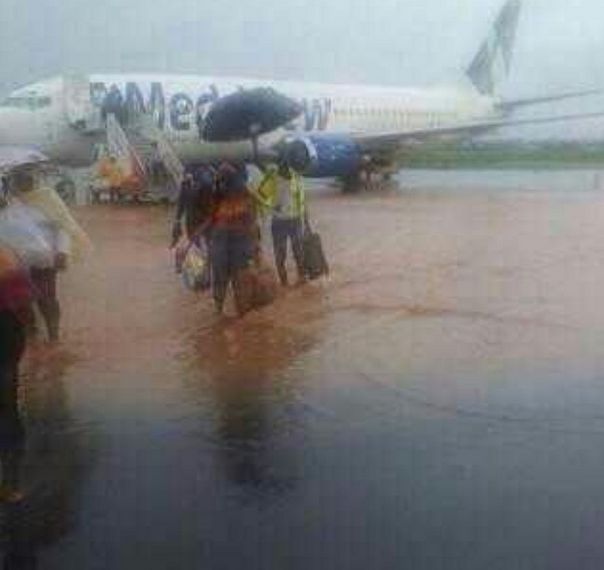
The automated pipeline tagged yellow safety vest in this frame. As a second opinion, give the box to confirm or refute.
[255,169,305,219]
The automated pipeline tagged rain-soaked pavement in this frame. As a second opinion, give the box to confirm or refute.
[6,173,604,569]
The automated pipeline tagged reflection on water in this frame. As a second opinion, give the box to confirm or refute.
[0,348,91,568]
[215,376,295,496]
[11,177,604,569]
[185,289,325,500]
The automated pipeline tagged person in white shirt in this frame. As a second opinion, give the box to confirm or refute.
[9,171,71,342]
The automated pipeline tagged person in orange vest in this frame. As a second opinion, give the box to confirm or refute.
[97,155,125,203]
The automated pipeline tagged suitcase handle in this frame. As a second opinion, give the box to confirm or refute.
[303,210,313,235]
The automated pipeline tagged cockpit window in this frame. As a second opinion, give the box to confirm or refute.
[0,95,52,110]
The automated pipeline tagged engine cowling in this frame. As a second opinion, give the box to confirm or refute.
[285,134,362,178]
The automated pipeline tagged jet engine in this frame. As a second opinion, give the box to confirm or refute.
[284,134,362,178]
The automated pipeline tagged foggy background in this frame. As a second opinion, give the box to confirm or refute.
[1,0,604,138]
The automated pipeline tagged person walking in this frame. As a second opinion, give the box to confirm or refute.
[10,169,91,342]
[0,245,32,504]
[256,161,307,286]
[172,167,215,246]
[207,163,257,315]
[101,84,125,125]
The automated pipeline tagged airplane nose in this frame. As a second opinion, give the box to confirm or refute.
[0,109,33,146]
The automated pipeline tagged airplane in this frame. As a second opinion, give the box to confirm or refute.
[0,0,602,192]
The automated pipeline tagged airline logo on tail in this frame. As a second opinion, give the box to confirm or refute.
[466,0,522,95]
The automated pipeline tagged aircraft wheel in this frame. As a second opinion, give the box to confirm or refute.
[341,173,362,194]
[55,177,77,204]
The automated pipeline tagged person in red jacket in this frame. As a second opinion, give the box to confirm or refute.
[208,163,257,314]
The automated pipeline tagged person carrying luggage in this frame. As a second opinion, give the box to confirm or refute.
[256,160,307,286]
[171,167,215,246]
[206,163,257,315]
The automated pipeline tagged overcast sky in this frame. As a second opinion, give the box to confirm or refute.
[1,0,604,137]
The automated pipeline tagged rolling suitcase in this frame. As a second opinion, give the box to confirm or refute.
[302,218,329,280]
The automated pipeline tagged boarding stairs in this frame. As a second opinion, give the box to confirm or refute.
[106,112,185,200]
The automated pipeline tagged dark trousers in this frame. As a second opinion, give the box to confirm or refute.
[0,311,26,498]
[211,229,254,310]
[109,187,122,203]
[271,218,304,285]
[30,268,60,342]
[0,311,25,422]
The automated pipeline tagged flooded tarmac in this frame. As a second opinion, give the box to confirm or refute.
[7,172,604,569]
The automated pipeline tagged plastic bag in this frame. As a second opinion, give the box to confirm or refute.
[18,187,93,261]
[181,243,210,291]
[0,203,54,268]
[173,239,189,274]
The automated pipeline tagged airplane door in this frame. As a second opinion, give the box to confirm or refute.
[64,74,101,132]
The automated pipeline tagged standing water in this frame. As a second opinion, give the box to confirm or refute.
[6,172,604,569]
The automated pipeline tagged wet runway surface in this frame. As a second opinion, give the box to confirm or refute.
[7,175,604,569]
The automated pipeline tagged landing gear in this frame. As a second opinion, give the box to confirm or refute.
[341,172,363,194]
[340,168,379,193]
[54,172,77,204]
[339,169,398,193]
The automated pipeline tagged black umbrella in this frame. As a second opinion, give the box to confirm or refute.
[202,87,302,143]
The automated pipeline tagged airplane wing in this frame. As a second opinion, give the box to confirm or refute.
[0,146,49,171]
[351,111,604,154]
[497,89,603,114]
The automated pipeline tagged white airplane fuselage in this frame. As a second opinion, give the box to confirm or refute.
[0,74,500,167]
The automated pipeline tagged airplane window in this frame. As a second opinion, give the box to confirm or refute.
[0,96,51,109]
[0,97,28,108]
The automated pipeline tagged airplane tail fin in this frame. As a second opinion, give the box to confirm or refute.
[466,0,522,95]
